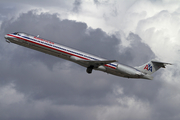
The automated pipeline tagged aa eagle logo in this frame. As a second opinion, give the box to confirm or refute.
[144,64,152,72]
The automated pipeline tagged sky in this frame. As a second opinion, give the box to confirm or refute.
[0,0,180,120]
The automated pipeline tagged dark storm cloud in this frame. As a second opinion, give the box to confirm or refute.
[72,0,82,13]
[1,10,122,106]
[0,10,169,120]
[119,32,155,65]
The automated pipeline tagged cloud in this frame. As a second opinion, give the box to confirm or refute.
[0,9,157,120]
[72,0,82,13]
[0,0,180,120]
[93,0,100,5]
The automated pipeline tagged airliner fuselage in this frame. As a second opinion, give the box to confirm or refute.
[5,32,171,80]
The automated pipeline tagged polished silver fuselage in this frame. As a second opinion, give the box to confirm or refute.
[5,32,150,79]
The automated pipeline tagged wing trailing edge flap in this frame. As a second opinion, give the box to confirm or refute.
[78,60,118,67]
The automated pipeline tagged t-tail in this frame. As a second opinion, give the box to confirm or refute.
[135,59,172,80]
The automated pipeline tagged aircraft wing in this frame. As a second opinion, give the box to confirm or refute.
[78,60,117,67]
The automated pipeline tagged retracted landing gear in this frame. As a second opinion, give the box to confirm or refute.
[86,65,94,74]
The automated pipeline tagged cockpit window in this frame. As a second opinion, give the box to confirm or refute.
[13,32,17,34]
[13,32,19,35]
[12,32,32,37]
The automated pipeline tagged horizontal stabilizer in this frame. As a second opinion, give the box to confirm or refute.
[151,60,172,68]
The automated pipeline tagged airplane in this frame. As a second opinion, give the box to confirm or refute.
[4,32,172,80]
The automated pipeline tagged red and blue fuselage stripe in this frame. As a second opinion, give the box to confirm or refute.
[7,33,117,69]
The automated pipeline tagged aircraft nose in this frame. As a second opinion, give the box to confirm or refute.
[4,34,11,43]
[4,34,8,39]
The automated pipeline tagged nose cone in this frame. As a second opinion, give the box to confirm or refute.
[4,34,8,39]
[4,34,11,43]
